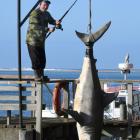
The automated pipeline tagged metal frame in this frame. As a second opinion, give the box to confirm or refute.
[17,0,42,129]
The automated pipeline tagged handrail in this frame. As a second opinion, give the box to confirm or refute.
[1,74,140,83]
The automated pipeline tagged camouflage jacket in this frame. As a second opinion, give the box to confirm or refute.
[26,8,56,46]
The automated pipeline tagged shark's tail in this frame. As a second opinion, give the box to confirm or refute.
[75,21,111,46]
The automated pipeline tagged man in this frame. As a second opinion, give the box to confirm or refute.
[26,0,61,80]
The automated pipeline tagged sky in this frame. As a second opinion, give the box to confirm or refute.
[0,0,140,70]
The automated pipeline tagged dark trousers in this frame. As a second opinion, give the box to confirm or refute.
[27,44,46,70]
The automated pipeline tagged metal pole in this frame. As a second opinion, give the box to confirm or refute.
[20,0,42,27]
[17,0,23,128]
[124,73,127,80]
[127,83,133,138]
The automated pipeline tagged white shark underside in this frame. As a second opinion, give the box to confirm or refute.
[74,57,118,140]
[74,57,104,140]
[66,21,118,140]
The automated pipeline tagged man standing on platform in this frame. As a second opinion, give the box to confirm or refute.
[26,0,61,80]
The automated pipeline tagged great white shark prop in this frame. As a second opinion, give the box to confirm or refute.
[66,21,118,140]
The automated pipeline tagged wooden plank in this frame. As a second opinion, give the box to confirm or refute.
[127,83,133,120]
[0,86,34,91]
[0,104,37,110]
[0,81,29,84]
[1,74,140,83]
[127,83,133,138]
[0,86,20,91]
[0,75,34,80]
[0,75,75,83]
[35,82,43,140]
[62,83,70,118]
[0,95,36,102]
[31,83,36,97]
[100,79,140,83]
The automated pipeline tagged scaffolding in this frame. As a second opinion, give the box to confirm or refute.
[17,0,42,133]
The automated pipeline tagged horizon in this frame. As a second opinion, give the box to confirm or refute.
[0,67,139,72]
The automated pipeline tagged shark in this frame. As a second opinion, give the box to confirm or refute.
[66,21,118,140]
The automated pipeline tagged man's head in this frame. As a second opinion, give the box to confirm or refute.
[39,0,51,12]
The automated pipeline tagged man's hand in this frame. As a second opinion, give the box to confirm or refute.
[55,20,61,25]
[48,27,55,32]
[55,20,62,30]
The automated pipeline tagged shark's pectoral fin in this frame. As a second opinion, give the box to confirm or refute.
[63,109,84,125]
[102,91,118,108]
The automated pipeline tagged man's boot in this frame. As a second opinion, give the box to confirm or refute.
[34,69,42,81]
[34,69,49,81]
[40,69,49,81]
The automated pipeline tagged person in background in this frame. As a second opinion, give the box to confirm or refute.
[26,0,61,80]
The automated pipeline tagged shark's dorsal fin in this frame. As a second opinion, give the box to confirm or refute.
[102,91,118,108]
[75,21,111,46]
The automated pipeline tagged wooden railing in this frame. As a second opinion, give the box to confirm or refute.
[0,75,76,140]
[0,75,140,139]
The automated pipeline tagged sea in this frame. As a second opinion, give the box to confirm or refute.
[0,69,140,117]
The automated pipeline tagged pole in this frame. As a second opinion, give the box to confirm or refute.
[20,0,42,27]
[36,82,43,140]
[17,0,23,128]
[127,83,133,138]
[120,104,126,121]
[89,0,92,34]
[46,0,78,39]
[124,73,127,80]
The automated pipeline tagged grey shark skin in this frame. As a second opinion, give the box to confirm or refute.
[68,21,118,140]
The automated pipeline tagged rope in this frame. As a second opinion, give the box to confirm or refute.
[43,83,53,96]
[88,0,92,34]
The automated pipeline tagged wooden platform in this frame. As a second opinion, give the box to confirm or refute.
[0,117,78,140]
[0,117,140,139]
[0,75,140,139]
[1,117,140,128]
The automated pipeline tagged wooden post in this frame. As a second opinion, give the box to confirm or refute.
[19,129,34,140]
[7,110,11,125]
[120,104,126,121]
[119,104,126,140]
[127,83,133,138]
[62,82,70,118]
[35,82,43,140]
[31,83,36,118]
